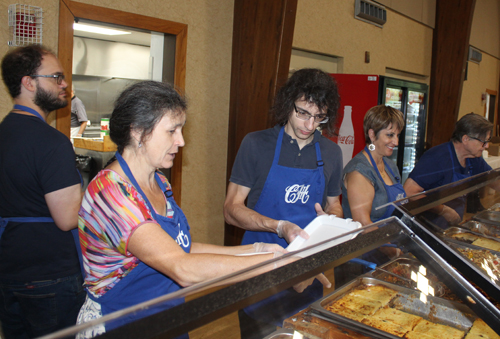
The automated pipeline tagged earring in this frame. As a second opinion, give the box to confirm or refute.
[368,143,375,151]
[138,142,142,148]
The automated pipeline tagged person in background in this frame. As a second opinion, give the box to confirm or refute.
[339,105,405,285]
[224,68,342,338]
[70,85,88,139]
[76,81,286,339]
[0,45,84,338]
[404,113,499,228]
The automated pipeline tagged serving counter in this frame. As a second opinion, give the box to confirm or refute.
[38,170,500,339]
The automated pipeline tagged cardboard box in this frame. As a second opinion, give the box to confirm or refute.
[488,143,500,156]
[74,135,117,152]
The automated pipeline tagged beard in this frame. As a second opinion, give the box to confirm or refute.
[34,86,68,113]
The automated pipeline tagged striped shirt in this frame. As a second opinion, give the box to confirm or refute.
[78,169,174,297]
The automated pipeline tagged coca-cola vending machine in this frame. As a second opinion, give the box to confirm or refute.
[328,74,428,182]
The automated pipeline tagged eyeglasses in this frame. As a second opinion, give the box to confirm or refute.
[294,104,328,124]
[469,135,491,147]
[30,73,65,85]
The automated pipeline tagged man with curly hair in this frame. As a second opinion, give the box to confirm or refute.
[224,68,343,338]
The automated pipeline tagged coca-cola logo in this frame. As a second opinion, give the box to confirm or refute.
[338,135,354,145]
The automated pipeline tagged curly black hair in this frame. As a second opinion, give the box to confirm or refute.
[271,68,340,136]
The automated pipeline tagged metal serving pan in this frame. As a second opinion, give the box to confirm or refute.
[366,257,421,288]
[446,241,500,289]
[459,220,500,239]
[310,277,475,339]
[487,203,500,212]
[441,227,500,252]
[473,210,500,226]
[366,257,461,302]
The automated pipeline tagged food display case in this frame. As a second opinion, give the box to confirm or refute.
[37,171,500,339]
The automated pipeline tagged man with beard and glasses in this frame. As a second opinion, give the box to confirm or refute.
[0,45,85,338]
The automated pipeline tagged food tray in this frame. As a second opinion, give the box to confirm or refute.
[441,227,500,252]
[286,215,362,258]
[473,210,500,226]
[310,277,475,339]
[262,328,295,339]
[367,257,462,303]
[487,203,500,212]
[459,220,500,239]
[446,241,500,289]
[367,257,420,287]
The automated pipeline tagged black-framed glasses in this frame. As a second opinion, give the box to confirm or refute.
[294,103,328,124]
[469,135,491,147]
[30,73,65,85]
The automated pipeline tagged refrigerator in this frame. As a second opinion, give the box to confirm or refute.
[328,74,428,182]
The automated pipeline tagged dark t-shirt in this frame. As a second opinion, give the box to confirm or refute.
[0,113,81,281]
[408,141,492,190]
[230,125,343,209]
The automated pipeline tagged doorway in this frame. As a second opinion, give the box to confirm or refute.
[485,89,498,136]
[57,0,187,203]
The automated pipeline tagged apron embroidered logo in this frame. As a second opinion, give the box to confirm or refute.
[176,229,190,248]
[284,184,311,204]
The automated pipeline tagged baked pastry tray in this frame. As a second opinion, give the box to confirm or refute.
[310,277,475,339]
[473,210,500,226]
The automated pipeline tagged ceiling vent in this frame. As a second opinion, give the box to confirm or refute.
[468,46,482,64]
[355,0,387,28]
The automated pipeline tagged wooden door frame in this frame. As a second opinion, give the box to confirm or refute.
[57,0,187,204]
[485,89,498,134]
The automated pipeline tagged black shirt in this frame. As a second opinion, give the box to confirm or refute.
[0,113,81,281]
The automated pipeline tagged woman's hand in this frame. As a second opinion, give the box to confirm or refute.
[277,220,309,243]
[252,242,286,254]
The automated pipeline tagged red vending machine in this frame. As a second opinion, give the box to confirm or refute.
[328,74,379,168]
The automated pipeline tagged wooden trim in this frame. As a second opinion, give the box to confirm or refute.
[224,0,298,246]
[427,0,476,147]
[56,0,74,138]
[57,0,187,204]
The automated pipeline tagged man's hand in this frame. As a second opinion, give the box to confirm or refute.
[439,205,462,225]
[293,273,331,293]
[277,220,309,243]
[315,202,326,216]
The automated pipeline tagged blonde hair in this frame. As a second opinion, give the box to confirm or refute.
[363,105,404,143]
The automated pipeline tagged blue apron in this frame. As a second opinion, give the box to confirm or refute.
[429,142,471,229]
[0,105,84,277]
[241,126,325,326]
[87,152,191,334]
[361,147,407,267]
[365,146,406,220]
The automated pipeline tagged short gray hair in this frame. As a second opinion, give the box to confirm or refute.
[451,113,492,143]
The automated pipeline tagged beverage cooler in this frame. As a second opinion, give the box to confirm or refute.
[328,74,428,182]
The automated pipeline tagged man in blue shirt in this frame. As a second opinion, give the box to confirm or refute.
[404,113,495,227]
